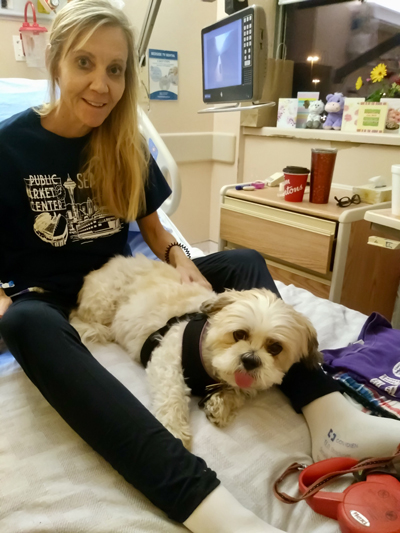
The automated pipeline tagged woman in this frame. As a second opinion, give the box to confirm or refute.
[0,2,398,532]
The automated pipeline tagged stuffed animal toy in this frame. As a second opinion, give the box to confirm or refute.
[323,93,345,130]
[305,100,325,129]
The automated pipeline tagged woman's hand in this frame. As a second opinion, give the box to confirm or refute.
[0,293,12,319]
[174,254,212,290]
[137,213,212,290]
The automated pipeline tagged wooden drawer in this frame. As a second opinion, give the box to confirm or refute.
[266,262,330,300]
[220,197,336,275]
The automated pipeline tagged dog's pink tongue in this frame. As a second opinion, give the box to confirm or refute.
[234,371,254,388]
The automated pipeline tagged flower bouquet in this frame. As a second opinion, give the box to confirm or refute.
[356,63,400,133]
[356,63,400,102]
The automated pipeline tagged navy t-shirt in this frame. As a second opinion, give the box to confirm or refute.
[0,108,171,300]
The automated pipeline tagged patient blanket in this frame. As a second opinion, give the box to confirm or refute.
[323,313,400,400]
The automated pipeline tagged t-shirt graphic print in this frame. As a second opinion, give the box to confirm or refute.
[0,107,171,298]
[25,172,122,247]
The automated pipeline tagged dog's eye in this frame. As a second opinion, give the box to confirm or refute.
[268,342,283,356]
[233,330,248,342]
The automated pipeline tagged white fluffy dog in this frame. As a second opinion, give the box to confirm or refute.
[70,254,321,448]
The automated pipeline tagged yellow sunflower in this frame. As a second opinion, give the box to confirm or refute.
[355,76,363,90]
[370,63,387,83]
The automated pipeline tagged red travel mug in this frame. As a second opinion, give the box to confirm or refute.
[283,166,310,202]
[310,149,337,204]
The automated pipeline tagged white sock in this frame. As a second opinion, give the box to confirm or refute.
[302,391,400,462]
[183,484,284,533]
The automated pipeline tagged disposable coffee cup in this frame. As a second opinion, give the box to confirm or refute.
[310,149,337,204]
[283,166,310,202]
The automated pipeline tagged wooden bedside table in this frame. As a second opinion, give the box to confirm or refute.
[219,185,400,320]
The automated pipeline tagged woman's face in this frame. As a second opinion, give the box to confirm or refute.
[55,25,128,137]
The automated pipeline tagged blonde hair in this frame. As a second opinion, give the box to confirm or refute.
[40,0,148,221]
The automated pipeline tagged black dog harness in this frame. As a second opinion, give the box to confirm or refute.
[140,312,218,397]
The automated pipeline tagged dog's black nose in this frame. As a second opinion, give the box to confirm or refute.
[241,352,262,371]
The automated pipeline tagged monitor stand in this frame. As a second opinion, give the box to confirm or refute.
[198,101,275,114]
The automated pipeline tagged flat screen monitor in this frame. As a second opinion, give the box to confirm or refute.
[201,5,267,104]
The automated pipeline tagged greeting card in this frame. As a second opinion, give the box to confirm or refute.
[356,102,388,133]
[381,98,400,133]
[276,98,298,129]
[296,92,319,128]
[341,97,365,132]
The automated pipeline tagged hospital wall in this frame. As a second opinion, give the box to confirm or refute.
[124,0,218,243]
[125,0,218,244]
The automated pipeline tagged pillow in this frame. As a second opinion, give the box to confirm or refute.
[0,78,51,122]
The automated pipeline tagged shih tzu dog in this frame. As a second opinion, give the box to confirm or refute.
[70,254,321,449]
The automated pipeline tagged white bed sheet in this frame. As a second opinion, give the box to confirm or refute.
[0,282,368,533]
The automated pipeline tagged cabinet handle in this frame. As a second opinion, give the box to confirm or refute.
[368,236,400,250]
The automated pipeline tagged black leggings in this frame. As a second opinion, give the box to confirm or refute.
[0,249,339,522]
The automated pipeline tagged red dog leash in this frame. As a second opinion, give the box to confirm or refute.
[274,446,400,532]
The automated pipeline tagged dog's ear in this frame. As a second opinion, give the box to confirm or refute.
[302,325,323,369]
[200,291,238,316]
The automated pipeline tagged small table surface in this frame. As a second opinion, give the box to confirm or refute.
[364,208,400,240]
[225,185,366,222]
[364,208,400,231]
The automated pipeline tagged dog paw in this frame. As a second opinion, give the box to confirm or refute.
[203,395,237,427]
[204,410,228,427]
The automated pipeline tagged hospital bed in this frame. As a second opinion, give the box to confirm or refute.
[0,78,374,533]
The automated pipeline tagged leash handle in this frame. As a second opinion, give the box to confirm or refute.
[273,463,307,503]
[274,445,400,504]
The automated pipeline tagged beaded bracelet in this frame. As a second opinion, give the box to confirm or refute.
[164,242,191,264]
